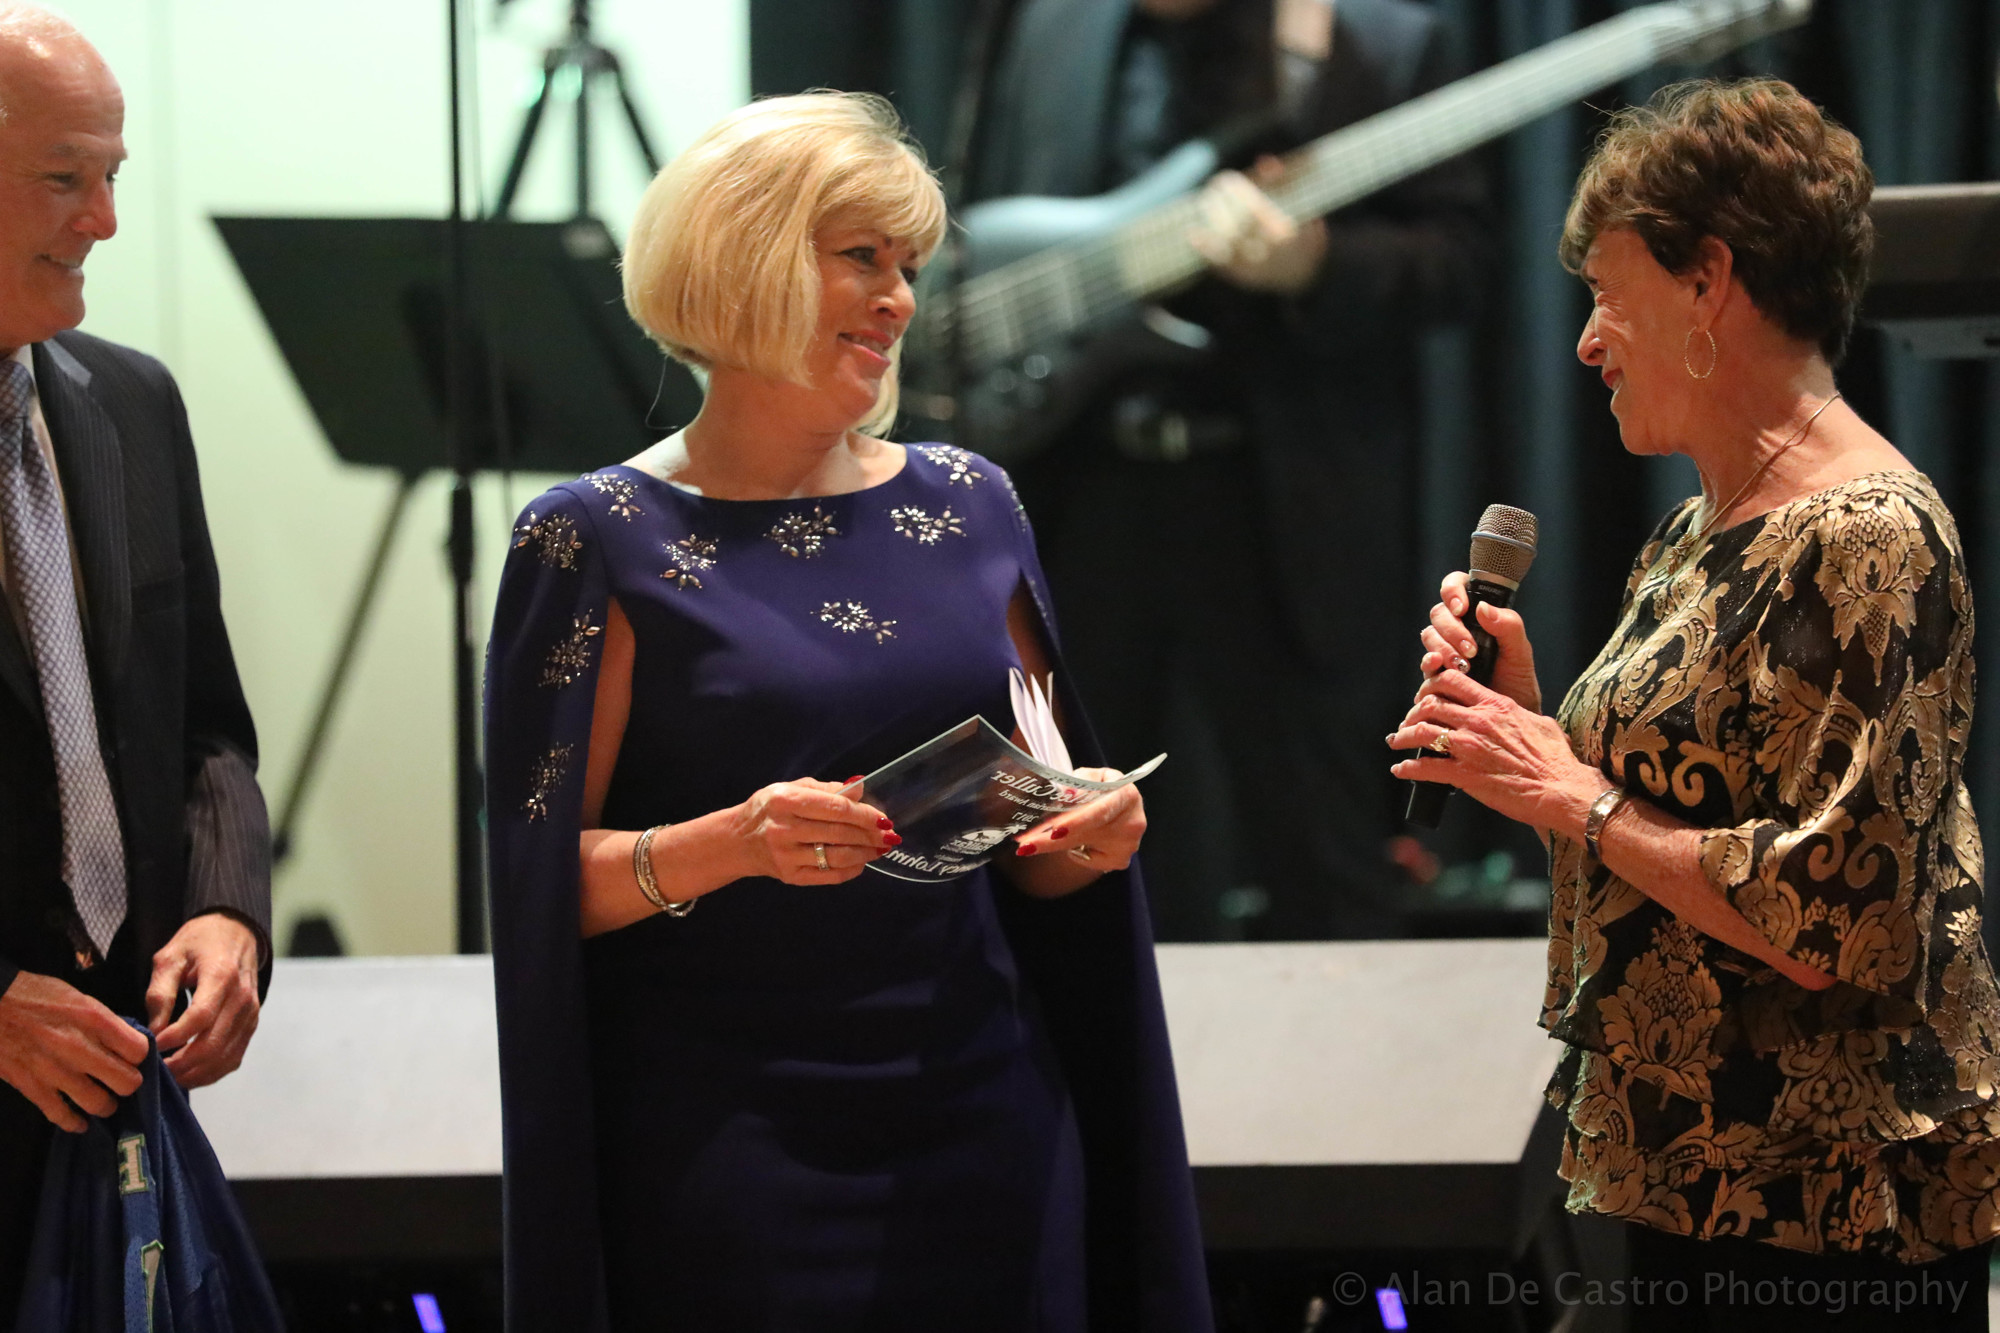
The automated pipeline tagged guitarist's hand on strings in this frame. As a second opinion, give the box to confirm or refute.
[1188,156,1328,296]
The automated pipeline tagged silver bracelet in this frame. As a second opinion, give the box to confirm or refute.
[1584,788,1627,863]
[632,824,694,917]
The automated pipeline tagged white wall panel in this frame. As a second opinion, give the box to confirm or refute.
[52,0,747,954]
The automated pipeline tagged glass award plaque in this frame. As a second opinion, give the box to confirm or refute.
[841,674,1163,884]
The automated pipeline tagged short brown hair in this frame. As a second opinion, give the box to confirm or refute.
[1559,78,1874,364]
[623,91,947,434]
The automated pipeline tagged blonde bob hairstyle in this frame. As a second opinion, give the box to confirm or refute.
[623,91,947,435]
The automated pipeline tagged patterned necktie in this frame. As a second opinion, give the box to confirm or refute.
[0,357,126,959]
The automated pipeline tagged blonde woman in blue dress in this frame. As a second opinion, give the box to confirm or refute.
[483,92,1211,1333]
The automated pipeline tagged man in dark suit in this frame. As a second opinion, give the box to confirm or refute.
[963,0,1489,940]
[0,7,271,1315]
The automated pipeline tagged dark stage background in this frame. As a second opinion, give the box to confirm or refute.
[751,0,2000,944]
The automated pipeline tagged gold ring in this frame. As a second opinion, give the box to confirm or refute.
[1067,844,1094,863]
[812,843,829,871]
[1428,731,1453,757]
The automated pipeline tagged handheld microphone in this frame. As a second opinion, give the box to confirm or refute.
[1405,504,1540,829]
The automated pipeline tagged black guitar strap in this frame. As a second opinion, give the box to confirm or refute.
[930,0,1028,445]
[1197,7,1329,169]
[939,0,1028,210]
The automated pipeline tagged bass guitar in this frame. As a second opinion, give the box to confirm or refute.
[905,0,1812,464]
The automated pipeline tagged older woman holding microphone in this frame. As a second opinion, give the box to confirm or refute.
[1391,79,2000,1329]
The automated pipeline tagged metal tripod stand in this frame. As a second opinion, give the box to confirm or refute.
[271,0,664,956]
[492,0,662,218]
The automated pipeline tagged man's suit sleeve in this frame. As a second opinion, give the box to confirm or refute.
[165,375,273,978]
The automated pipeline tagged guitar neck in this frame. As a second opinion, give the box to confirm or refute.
[949,0,1808,369]
[1271,1,1792,226]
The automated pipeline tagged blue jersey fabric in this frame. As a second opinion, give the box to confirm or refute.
[14,1020,281,1333]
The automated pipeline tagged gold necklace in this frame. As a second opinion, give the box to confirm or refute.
[1656,393,1842,585]
[1689,392,1843,546]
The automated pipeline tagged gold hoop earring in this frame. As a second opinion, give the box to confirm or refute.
[1684,328,1718,380]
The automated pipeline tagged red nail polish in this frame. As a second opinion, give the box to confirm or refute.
[877,816,894,829]
[1050,826,1070,840]
[1015,844,1033,856]
[846,774,865,785]
[882,832,903,847]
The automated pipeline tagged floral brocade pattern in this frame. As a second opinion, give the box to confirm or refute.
[1547,472,2000,1262]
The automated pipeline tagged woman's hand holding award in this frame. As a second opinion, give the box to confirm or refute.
[838,669,1164,884]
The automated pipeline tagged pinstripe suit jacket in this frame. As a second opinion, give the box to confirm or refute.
[0,329,269,1015]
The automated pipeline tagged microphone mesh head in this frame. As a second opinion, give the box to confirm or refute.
[1468,504,1539,586]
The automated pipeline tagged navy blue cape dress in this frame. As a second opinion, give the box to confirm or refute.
[482,445,1212,1332]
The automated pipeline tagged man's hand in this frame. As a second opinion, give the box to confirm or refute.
[146,913,261,1088]
[0,971,147,1132]
[1188,156,1329,296]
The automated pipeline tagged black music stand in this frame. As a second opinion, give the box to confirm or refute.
[214,215,702,874]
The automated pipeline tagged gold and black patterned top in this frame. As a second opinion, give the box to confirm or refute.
[1546,470,2000,1262]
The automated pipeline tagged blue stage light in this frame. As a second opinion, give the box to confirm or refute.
[412,1293,447,1333]
[1375,1287,1409,1330]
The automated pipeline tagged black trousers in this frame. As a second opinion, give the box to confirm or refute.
[0,920,143,1329]
[1024,449,1409,941]
[0,1090,50,1332]
[1625,1223,1992,1333]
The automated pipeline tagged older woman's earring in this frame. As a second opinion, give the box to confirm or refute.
[1684,327,1718,380]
